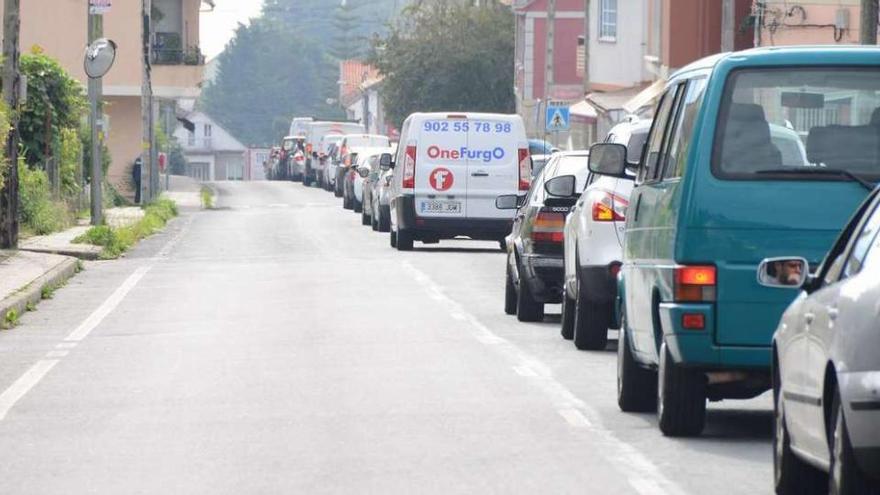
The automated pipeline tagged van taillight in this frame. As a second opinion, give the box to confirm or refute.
[674,265,716,302]
[403,145,416,189]
[518,148,531,191]
[306,144,313,154]
[531,211,565,243]
[590,191,628,222]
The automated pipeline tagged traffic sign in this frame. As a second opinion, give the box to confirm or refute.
[89,0,111,14]
[546,102,571,132]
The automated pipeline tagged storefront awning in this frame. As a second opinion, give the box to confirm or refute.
[622,79,666,115]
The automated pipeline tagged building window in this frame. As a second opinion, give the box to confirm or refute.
[204,124,212,137]
[599,0,617,42]
[187,130,195,146]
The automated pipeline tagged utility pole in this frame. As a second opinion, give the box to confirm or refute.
[861,0,878,44]
[141,0,155,203]
[582,0,590,95]
[88,9,104,225]
[0,0,21,249]
[722,0,735,52]
[545,0,556,102]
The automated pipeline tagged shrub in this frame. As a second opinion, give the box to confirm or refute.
[18,160,71,235]
[73,198,178,259]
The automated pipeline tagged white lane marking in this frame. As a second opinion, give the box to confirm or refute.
[401,261,687,495]
[45,350,69,359]
[268,203,289,208]
[64,266,151,342]
[513,365,538,377]
[558,408,592,428]
[0,360,59,420]
[55,342,77,349]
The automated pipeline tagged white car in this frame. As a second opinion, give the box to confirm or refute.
[333,134,391,197]
[763,187,880,495]
[370,156,395,232]
[387,112,531,251]
[302,121,365,187]
[346,146,394,213]
[560,118,651,350]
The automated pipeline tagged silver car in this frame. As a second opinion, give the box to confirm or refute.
[369,153,394,232]
[762,187,880,495]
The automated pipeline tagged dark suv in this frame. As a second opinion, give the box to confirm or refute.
[500,151,591,322]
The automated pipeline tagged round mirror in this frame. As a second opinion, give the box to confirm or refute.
[84,38,118,79]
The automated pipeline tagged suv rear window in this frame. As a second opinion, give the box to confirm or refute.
[713,68,880,181]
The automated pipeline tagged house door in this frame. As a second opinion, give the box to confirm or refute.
[188,162,210,181]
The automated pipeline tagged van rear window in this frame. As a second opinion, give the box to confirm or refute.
[713,68,880,181]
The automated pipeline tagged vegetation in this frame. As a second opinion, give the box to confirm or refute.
[73,199,178,259]
[200,186,214,209]
[18,160,71,235]
[202,0,404,146]
[370,1,516,128]
[3,308,19,329]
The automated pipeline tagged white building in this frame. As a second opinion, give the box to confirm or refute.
[174,111,247,181]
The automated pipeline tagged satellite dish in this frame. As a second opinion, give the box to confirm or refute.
[83,38,117,79]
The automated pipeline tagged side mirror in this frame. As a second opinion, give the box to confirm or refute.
[380,153,393,171]
[544,175,577,197]
[589,143,628,178]
[496,194,525,210]
[357,167,370,179]
[757,257,809,289]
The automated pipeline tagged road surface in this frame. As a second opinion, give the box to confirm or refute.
[0,181,773,494]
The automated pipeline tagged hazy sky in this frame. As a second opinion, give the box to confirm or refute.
[200,0,265,59]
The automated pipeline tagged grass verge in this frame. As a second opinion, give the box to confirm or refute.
[73,199,178,259]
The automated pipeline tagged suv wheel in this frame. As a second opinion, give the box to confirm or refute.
[378,206,391,232]
[390,229,398,248]
[774,367,826,494]
[560,289,575,340]
[572,267,609,350]
[354,198,363,213]
[617,316,657,412]
[829,388,877,495]
[504,262,517,315]
[361,208,370,226]
[396,229,414,251]
[657,342,707,437]
[515,261,544,322]
[371,212,379,231]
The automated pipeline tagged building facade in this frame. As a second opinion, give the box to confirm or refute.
[174,111,246,181]
[10,0,209,198]
[753,0,870,47]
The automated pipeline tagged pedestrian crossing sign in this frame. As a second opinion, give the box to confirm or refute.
[546,103,571,132]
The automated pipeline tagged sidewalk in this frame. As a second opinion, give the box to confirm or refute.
[0,250,78,327]
[162,174,202,208]
[18,207,145,261]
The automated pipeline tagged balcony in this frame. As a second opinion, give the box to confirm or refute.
[152,32,205,66]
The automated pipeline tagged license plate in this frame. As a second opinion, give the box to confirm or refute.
[420,200,462,214]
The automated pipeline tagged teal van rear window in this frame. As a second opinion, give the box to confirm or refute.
[713,68,880,181]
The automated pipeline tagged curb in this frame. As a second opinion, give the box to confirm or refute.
[0,256,79,328]
[18,246,100,261]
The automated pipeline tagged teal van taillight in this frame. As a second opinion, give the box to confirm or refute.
[616,46,880,434]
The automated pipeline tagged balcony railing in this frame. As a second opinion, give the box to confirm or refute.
[186,137,213,150]
[152,32,205,66]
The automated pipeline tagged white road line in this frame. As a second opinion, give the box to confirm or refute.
[64,266,151,342]
[401,261,688,495]
[55,342,77,349]
[0,360,59,420]
[513,365,538,377]
[559,408,592,428]
[45,350,69,359]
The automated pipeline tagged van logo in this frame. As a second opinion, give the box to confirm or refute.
[426,145,505,163]
[429,168,454,191]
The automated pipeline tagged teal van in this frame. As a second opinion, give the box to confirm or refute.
[587,46,880,437]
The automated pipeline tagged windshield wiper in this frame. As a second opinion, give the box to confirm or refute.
[754,168,876,192]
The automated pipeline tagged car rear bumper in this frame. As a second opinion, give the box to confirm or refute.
[393,196,512,240]
[522,254,564,302]
[657,302,771,370]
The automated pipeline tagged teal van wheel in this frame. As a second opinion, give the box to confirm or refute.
[617,316,657,412]
[658,342,707,437]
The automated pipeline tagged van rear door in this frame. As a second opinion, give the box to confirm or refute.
[414,117,469,218]
[466,117,520,219]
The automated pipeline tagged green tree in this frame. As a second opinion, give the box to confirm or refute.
[370,1,515,128]
[330,1,365,61]
[19,49,87,167]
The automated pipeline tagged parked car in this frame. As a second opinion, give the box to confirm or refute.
[319,135,345,191]
[277,136,305,181]
[351,147,393,217]
[288,116,313,138]
[370,153,396,232]
[766,187,880,495]
[334,134,392,197]
[344,147,391,212]
[591,47,877,437]
[303,121,365,187]
[387,112,531,251]
[560,118,650,350]
[530,154,552,179]
[500,151,591,322]
[529,139,558,156]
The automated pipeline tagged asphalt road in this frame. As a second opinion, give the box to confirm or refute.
[0,181,774,494]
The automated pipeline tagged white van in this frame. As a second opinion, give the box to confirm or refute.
[303,121,365,187]
[288,117,313,138]
[387,112,531,251]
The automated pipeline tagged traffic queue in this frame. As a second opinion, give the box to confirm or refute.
[271,46,880,495]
